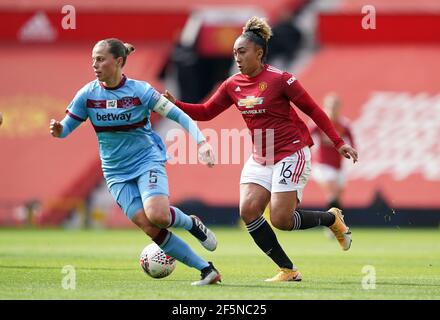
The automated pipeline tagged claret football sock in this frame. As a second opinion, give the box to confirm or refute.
[168,206,193,230]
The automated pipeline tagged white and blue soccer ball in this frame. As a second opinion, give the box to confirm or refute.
[139,243,176,279]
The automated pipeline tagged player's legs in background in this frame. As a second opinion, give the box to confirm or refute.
[313,164,345,210]
[317,179,340,240]
[318,179,342,210]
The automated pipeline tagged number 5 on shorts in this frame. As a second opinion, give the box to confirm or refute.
[149,170,158,184]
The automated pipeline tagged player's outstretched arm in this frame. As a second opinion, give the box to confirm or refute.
[163,88,231,121]
[153,95,215,167]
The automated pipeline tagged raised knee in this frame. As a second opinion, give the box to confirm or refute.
[145,206,169,228]
[270,213,291,231]
[240,203,265,224]
[131,211,158,237]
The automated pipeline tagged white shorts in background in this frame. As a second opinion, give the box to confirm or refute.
[312,163,346,187]
[240,147,312,203]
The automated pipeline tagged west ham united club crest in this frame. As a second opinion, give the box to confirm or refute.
[121,97,134,108]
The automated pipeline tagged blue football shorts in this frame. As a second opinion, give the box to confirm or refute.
[108,162,169,220]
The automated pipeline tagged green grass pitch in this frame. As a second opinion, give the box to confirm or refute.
[0,227,439,299]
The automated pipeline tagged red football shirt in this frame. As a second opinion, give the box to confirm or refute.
[175,64,345,165]
[311,117,354,169]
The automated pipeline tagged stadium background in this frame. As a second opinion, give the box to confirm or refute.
[1,0,440,302]
[1,0,439,229]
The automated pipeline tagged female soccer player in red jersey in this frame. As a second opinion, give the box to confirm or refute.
[164,17,358,282]
[311,93,356,211]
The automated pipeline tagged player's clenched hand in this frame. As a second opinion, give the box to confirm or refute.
[50,119,63,137]
[338,144,358,163]
[198,141,216,168]
[163,90,177,104]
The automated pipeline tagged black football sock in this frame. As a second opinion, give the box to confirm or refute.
[327,199,341,211]
[246,215,294,270]
[291,209,336,230]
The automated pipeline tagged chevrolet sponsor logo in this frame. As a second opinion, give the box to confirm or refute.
[237,96,264,108]
[240,109,266,115]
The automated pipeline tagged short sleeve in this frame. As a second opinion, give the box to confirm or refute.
[139,82,161,111]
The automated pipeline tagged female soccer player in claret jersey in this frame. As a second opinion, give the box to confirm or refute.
[164,17,358,282]
[50,38,221,286]
[311,93,356,212]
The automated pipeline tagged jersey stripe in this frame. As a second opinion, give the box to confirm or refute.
[294,149,306,183]
[86,97,142,109]
[291,150,302,183]
[266,66,283,74]
[292,149,306,183]
[92,117,148,132]
[66,110,86,122]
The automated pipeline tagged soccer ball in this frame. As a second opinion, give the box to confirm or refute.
[139,243,176,278]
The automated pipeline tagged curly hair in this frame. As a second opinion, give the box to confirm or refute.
[241,17,273,62]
